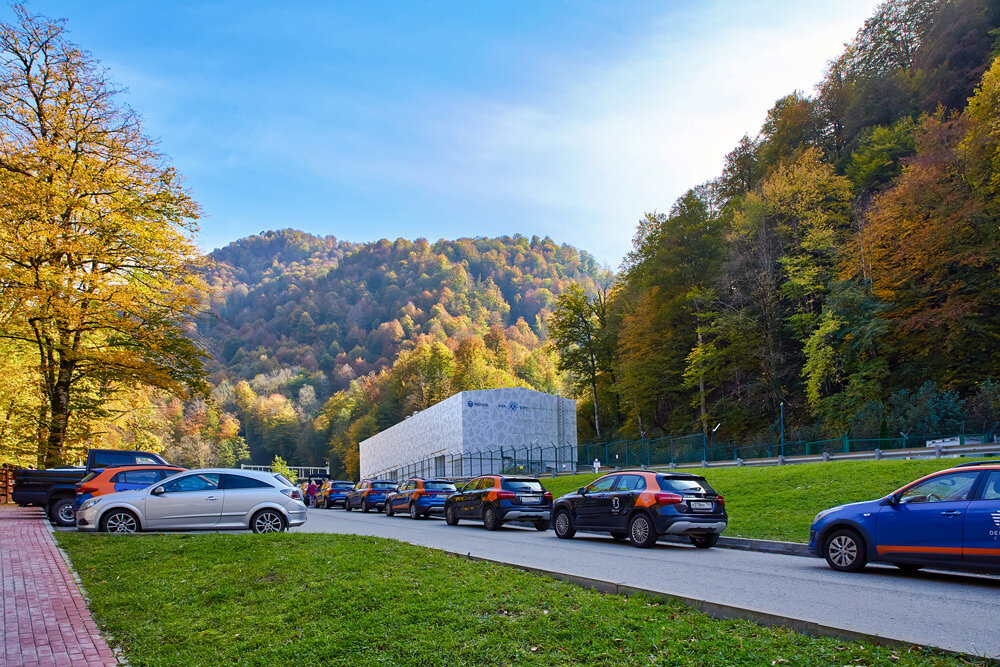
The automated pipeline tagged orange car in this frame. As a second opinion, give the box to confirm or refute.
[74,465,186,511]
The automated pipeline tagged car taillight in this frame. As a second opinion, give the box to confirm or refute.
[715,495,725,507]
[654,492,683,505]
[281,488,303,501]
[543,492,553,500]
[497,490,516,499]
[78,484,98,494]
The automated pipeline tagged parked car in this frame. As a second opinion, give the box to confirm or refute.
[385,478,457,519]
[551,470,727,548]
[75,468,307,534]
[315,480,354,508]
[74,465,187,511]
[444,475,552,530]
[809,461,1000,573]
[344,479,397,512]
[14,449,172,527]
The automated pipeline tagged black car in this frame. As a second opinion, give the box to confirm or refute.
[551,470,727,548]
[444,475,552,530]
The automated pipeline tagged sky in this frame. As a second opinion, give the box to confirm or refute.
[5,1,883,267]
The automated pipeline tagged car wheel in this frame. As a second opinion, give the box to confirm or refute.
[344,498,352,511]
[409,503,420,520]
[893,562,923,573]
[534,519,550,531]
[385,501,395,517]
[51,498,76,527]
[100,509,139,534]
[628,513,657,548]
[362,499,371,513]
[553,509,575,539]
[690,534,720,549]
[482,505,500,530]
[445,503,459,525]
[610,531,628,541]
[251,509,286,534]
[824,528,868,572]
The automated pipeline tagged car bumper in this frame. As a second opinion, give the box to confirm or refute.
[75,505,102,532]
[660,519,727,536]
[287,508,308,527]
[499,507,551,522]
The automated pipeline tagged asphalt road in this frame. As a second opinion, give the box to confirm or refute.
[294,507,1000,659]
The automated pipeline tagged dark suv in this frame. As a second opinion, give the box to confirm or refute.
[444,475,552,530]
[344,479,397,512]
[551,470,727,548]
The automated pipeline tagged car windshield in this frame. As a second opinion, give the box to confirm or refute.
[372,482,396,490]
[658,477,716,496]
[504,479,544,493]
[331,483,353,490]
[425,481,456,491]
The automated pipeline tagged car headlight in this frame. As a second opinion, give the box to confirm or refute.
[813,506,842,524]
[79,498,102,512]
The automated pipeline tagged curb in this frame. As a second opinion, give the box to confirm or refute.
[715,535,811,557]
[454,552,982,662]
[44,514,131,666]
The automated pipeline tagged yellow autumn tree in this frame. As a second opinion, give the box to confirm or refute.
[0,6,208,466]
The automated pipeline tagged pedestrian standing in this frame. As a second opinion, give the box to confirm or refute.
[592,458,600,474]
[307,480,319,507]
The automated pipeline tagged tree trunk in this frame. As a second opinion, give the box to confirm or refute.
[43,362,73,468]
[698,328,708,438]
[591,380,601,440]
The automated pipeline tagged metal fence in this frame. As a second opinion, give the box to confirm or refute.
[371,432,995,481]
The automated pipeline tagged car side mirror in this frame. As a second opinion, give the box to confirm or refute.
[884,494,897,505]
[151,486,165,496]
[578,487,587,495]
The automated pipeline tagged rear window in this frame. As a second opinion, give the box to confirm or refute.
[657,476,717,496]
[424,481,456,492]
[93,452,132,467]
[79,472,99,484]
[330,482,353,490]
[222,474,272,490]
[372,482,396,490]
[503,479,544,493]
[273,474,293,487]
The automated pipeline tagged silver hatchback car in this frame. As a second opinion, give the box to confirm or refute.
[75,468,308,534]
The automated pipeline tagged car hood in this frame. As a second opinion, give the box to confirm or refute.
[820,498,884,517]
[92,488,149,506]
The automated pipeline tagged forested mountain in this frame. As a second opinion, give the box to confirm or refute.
[192,232,607,472]
[553,0,1000,446]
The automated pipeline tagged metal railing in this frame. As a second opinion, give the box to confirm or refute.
[366,432,997,481]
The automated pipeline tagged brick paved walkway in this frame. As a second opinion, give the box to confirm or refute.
[1,504,118,666]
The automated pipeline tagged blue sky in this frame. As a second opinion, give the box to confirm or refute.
[7,1,882,266]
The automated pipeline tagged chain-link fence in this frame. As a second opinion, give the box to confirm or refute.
[371,432,995,481]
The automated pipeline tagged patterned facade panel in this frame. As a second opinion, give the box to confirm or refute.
[359,387,577,479]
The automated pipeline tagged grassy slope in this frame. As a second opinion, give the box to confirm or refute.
[541,458,993,543]
[57,532,978,667]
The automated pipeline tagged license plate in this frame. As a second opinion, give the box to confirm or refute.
[519,496,541,504]
[690,501,713,511]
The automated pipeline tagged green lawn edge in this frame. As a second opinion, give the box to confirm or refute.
[57,532,984,667]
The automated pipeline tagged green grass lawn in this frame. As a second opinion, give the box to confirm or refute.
[58,532,981,667]
[541,458,993,543]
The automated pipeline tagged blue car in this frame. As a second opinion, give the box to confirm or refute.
[809,461,1000,573]
[344,479,397,512]
[384,478,457,519]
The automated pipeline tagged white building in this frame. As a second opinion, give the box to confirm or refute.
[359,387,577,480]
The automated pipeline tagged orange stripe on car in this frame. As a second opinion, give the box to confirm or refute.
[876,545,964,555]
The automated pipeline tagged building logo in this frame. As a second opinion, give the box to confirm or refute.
[467,400,488,408]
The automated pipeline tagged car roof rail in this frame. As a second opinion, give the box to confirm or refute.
[952,460,998,468]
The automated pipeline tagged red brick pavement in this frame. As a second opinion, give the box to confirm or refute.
[1,505,118,666]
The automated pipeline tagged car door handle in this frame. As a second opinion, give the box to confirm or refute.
[206,496,219,502]
[939,510,961,516]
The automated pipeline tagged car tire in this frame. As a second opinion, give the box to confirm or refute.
[628,512,657,548]
[409,503,420,520]
[553,509,575,539]
[251,509,286,534]
[893,562,923,573]
[362,499,371,513]
[50,498,76,527]
[534,519,550,531]
[445,503,459,525]
[690,534,720,549]
[100,508,139,534]
[344,498,352,511]
[824,528,868,572]
[610,531,628,541]
[385,501,395,517]
[482,505,501,530]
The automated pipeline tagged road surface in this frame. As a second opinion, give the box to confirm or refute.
[294,506,1000,658]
